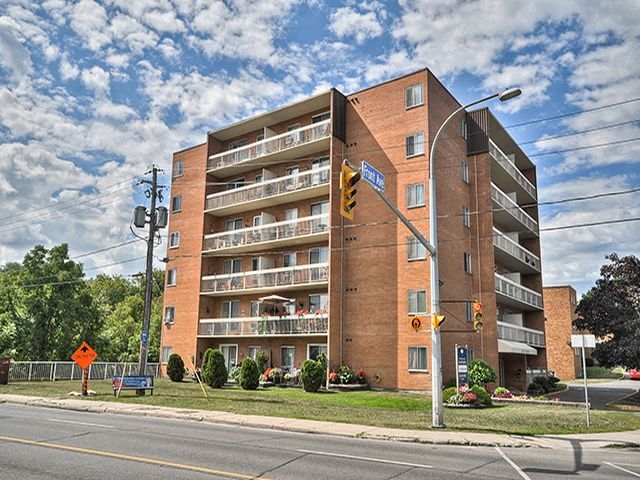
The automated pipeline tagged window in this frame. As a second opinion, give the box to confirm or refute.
[463,207,471,228]
[465,302,473,323]
[309,293,328,312]
[405,83,424,109]
[408,346,428,371]
[249,346,262,359]
[221,300,240,318]
[251,257,260,271]
[307,344,327,360]
[310,201,329,216]
[256,134,264,156]
[406,183,425,208]
[309,246,328,264]
[461,117,468,140]
[283,252,297,267]
[164,306,175,324]
[312,112,330,123]
[286,165,300,176]
[223,258,242,274]
[167,268,177,286]
[250,301,260,317]
[461,160,469,184]
[161,346,172,364]
[173,159,184,178]
[464,252,472,274]
[220,345,238,370]
[171,195,182,213]
[312,156,330,184]
[408,290,427,315]
[255,174,263,184]
[406,132,425,157]
[286,124,300,145]
[227,177,245,190]
[229,139,246,150]
[407,236,427,261]
[225,218,243,231]
[281,346,295,369]
[169,231,180,248]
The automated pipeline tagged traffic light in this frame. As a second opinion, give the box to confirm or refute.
[431,314,446,329]
[340,163,360,220]
[473,301,483,331]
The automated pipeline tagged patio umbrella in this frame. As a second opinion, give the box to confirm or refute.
[258,294,296,304]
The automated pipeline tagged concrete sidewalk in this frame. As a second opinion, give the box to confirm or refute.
[1,393,638,450]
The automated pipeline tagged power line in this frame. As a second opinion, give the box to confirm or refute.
[71,239,141,260]
[519,119,640,146]
[528,137,640,157]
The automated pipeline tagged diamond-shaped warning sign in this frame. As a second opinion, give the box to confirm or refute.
[71,341,98,370]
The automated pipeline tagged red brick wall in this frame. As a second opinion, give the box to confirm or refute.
[544,286,580,380]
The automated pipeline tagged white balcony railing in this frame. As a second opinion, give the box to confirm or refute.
[495,273,544,310]
[205,166,330,211]
[207,120,331,172]
[491,183,538,235]
[198,314,328,337]
[489,140,536,200]
[497,321,545,348]
[204,214,329,252]
[201,263,329,294]
[493,228,540,272]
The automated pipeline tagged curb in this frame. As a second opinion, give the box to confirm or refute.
[605,388,640,412]
[0,394,536,449]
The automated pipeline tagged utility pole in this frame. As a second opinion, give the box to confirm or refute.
[134,165,167,396]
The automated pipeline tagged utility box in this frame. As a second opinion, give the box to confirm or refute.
[0,358,10,385]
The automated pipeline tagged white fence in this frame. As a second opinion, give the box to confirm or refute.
[8,361,160,382]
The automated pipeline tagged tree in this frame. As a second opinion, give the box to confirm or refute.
[202,348,227,388]
[167,354,185,382]
[575,253,640,370]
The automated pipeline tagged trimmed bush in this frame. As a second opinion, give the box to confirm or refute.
[239,357,260,390]
[527,382,544,396]
[585,357,595,367]
[166,354,185,382]
[202,348,227,388]
[468,359,497,386]
[301,359,324,392]
[470,385,492,406]
[532,375,552,393]
[443,386,457,403]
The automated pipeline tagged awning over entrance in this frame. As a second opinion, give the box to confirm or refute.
[498,339,538,355]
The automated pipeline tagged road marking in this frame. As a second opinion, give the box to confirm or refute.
[297,449,432,469]
[47,418,116,429]
[0,435,267,479]
[495,447,532,480]
[604,462,640,478]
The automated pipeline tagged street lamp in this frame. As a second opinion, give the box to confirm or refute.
[429,88,522,428]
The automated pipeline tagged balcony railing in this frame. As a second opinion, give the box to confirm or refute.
[201,263,329,294]
[204,214,329,253]
[198,314,328,337]
[489,140,536,200]
[495,273,544,310]
[207,120,331,172]
[497,321,545,348]
[491,183,538,235]
[205,166,330,212]
[493,228,540,272]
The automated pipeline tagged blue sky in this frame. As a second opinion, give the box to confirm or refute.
[0,0,638,294]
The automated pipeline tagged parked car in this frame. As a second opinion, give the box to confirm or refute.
[630,369,640,380]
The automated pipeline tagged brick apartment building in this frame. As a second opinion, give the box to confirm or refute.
[160,68,547,392]
[544,285,585,380]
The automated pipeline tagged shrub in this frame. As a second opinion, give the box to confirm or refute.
[317,352,327,375]
[228,365,241,382]
[443,386,457,403]
[468,359,497,386]
[355,370,367,385]
[470,385,492,406]
[339,365,356,384]
[201,348,227,388]
[532,376,552,393]
[284,372,292,382]
[166,354,185,382]
[301,359,324,392]
[268,367,282,383]
[585,357,595,367]
[493,386,512,398]
[239,357,260,390]
[254,351,269,372]
[527,382,544,396]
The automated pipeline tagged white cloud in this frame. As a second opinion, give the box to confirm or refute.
[81,66,110,95]
[329,6,384,44]
[70,0,112,51]
[0,17,33,82]
[59,53,79,80]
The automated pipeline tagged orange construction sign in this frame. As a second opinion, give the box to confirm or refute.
[71,342,98,370]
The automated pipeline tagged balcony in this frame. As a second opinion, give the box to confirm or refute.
[497,321,545,348]
[201,263,329,296]
[203,214,329,255]
[489,140,537,203]
[491,183,538,238]
[207,120,331,178]
[495,273,543,311]
[205,166,330,216]
[198,314,328,337]
[492,228,540,274]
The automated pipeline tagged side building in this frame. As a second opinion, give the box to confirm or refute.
[160,68,547,392]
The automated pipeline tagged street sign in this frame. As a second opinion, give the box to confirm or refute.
[141,331,148,343]
[410,316,422,331]
[71,341,98,370]
[571,334,596,348]
[361,161,385,192]
[456,346,469,388]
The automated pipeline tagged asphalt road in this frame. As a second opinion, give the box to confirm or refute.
[1,403,639,479]
[556,379,639,409]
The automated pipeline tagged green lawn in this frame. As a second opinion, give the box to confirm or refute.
[2,379,640,436]
[577,366,626,380]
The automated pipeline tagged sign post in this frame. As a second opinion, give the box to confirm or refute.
[571,334,596,426]
[71,342,98,397]
[455,345,469,390]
